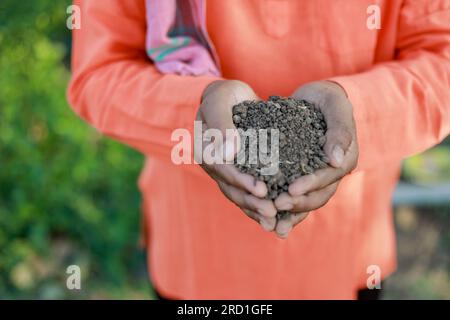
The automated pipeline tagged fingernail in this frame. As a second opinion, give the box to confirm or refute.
[332,146,344,166]
[277,202,293,211]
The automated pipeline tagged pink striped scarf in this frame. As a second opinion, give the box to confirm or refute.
[145,0,220,76]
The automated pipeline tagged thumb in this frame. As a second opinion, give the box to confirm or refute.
[201,109,241,163]
[201,80,257,162]
[223,128,241,163]
[323,127,352,168]
[200,101,242,163]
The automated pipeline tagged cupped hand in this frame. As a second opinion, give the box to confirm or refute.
[197,80,278,231]
[273,80,359,238]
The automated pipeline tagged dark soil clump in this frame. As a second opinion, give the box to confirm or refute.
[232,96,329,201]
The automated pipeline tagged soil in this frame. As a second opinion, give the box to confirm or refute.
[232,96,329,203]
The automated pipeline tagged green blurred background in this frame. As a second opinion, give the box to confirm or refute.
[0,1,449,299]
[0,0,150,299]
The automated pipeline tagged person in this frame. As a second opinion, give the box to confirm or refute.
[68,0,450,299]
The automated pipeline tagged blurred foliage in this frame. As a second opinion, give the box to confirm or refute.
[402,138,450,184]
[385,206,450,300]
[0,1,148,298]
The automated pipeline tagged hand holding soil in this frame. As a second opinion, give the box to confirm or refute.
[232,80,359,238]
[197,80,278,231]
[198,80,358,238]
[274,81,358,237]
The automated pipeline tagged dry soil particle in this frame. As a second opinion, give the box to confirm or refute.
[232,96,329,202]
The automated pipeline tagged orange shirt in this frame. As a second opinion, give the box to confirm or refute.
[68,0,450,299]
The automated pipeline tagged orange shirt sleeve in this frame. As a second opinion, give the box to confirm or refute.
[331,0,450,171]
[67,0,219,159]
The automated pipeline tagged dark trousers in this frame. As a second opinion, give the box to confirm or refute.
[154,285,383,300]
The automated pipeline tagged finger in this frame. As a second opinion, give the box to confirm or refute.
[277,182,339,213]
[242,209,276,231]
[199,120,240,164]
[195,117,241,167]
[200,84,236,135]
[288,166,344,196]
[217,181,277,218]
[242,209,259,222]
[275,216,292,239]
[201,81,258,161]
[291,212,310,227]
[323,126,353,168]
[317,96,354,168]
[288,139,358,196]
[206,163,267,198]
[275,212,309,238]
